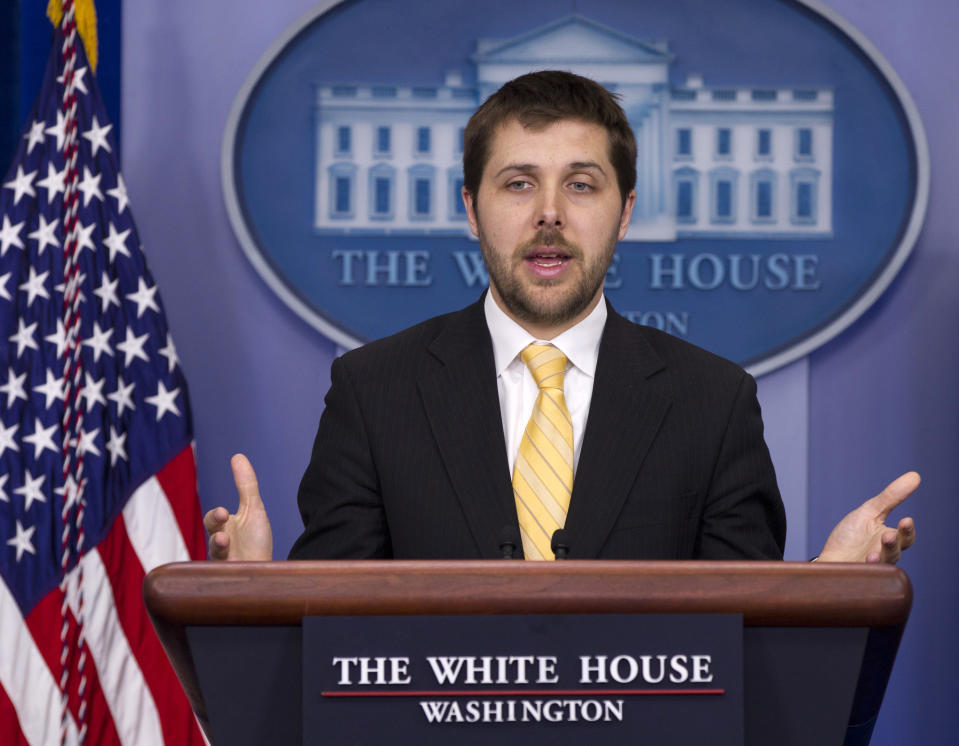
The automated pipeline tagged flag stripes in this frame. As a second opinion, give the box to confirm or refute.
[2,447,204,745]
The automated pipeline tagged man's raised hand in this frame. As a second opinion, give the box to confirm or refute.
[203,453,274,561]
[817,471,918,564]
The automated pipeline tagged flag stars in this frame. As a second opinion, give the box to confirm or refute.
[44,319,67,358]
[82,115,113,156]
[6,521,36,563]
[106,426,127,466]
[145,381,181,421]
[0,215,25,256]
[75,219,96,253]
[80,373,106,411]
[37,162,66,203]
[82,321,114,363]
[159,333,180,373]
[116,328,150,366]
[14,471,47,511]
[58,65,89,95]
[107,174,130,214]
[102,222,131,262]
[0,474,8,503]
[22,418,58,460]
[33,369,65,409]
[3,165,37,205]
[28,214,60,255]
[126,277,159,317]
[19,266,50,307]
[107,376,135,417]
[0,367,28,407]
[46,110,67,151]
[23,119,45,154]
[93,272,120,313]
[77,166,104,206]
[55,269,86,303]
[0,272,10,301]
[117,328,151,368]
[74,427,101,458]
[9,318,39,358]
[0,421,19,457]
[55,474,87,512]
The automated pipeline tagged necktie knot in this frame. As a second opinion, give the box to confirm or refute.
[521,344,568,392]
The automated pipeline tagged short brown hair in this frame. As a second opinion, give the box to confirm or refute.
[462,70,637,206]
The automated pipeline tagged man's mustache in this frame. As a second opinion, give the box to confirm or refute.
[517,229,581,258]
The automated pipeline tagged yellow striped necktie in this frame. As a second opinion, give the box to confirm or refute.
[512,344,574,560]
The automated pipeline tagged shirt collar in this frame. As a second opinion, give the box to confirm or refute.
[484,290,607,378]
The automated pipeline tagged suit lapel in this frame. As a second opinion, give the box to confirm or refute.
[565,308,673,558]
[417,300,517,558]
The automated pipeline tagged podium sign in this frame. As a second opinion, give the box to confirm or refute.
[143,561,912,746]
[303,614,743,744]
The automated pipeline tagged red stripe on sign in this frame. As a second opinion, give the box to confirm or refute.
[25,588,122,746]
[322,688,726,697]
[156,445,207,561]
[0,683,30,746]
[98,507,207,746]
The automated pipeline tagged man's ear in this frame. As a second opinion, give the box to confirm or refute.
[463,187,479,238]
[618,189,637,240]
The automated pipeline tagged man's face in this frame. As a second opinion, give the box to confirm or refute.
[464,118,635,338]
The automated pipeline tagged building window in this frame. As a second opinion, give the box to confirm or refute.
[709,167,738,224]
[416,127,431,155]
[750,169,776,223]
[716,128,732,158]
[677,181,693,219]
[336,126,351,156]
[448,169,467,220]
[756,129,772,159]
[328,163,356,219]
[375,126,391,156]
[790,168,820,224]
[795,128,814,160]
[336,178,351,213]
[673,167,698,224]
[368,163,395,220]
[408,165,435,220]
[676,128,692,158]
[415,179,431,214]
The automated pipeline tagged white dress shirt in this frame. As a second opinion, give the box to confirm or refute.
[484,291,606,476]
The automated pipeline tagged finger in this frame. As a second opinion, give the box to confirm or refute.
[202,506,229,535]
[868,471,920,520]
[230,453,264,512]
[897,516,915,551]
[208,530,230,560]
[879,529,901,564]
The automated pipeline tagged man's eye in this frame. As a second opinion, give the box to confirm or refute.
[569,181,592,192]
[507,180,531,191]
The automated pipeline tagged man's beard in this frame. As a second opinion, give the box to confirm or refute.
[479,225,617,330]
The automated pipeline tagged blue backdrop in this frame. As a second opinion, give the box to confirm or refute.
[6,1,956,743]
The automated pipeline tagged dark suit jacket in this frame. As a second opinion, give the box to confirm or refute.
[288,298,786,560]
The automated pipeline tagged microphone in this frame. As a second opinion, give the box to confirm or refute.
[498,525,521,559]
[551,529,570,560]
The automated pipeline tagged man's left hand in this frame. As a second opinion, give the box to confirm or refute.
[817,471,919,563]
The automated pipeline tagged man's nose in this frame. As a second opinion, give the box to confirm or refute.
[535,185,564,229]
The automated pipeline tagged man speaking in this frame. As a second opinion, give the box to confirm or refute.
[205,71,916,564]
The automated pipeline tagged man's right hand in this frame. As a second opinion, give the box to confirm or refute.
[203,453,274,560]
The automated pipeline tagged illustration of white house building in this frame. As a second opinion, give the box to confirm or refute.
[313,14,833,242]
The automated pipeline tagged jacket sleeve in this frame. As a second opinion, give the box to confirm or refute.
[694,372,787,560]
[287,355,392,559]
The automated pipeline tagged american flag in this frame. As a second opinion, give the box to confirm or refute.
[0,12,207,746]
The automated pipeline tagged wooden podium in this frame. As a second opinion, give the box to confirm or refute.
[144,561,911,746]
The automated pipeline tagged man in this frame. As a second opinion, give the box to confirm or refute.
[206,71,916,563]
